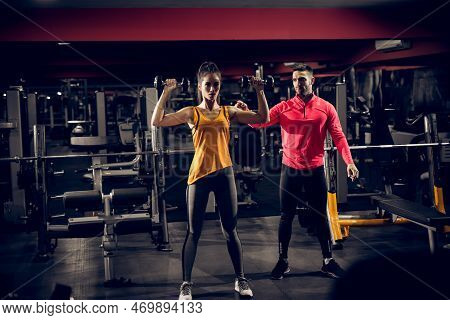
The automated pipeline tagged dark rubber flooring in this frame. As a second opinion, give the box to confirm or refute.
[1,216,448,300]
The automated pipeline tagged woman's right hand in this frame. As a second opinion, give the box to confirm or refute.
[164,79,178,93]
[235,100,249,111]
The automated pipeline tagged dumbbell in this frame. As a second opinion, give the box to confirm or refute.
[239,75,275,89]
[154,76,191,92]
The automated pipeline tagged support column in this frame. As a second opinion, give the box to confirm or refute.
[5,90,26,223]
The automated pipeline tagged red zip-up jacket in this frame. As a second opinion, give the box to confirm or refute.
[251,94,353,170]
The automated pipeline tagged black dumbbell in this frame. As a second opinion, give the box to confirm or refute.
[239,75,275,89]
[154,76,191,92]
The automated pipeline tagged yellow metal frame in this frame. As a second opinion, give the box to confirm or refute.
[327,192,343,241]
[433,186,445,214]
[339,218,409,226]
[433,186,450,232]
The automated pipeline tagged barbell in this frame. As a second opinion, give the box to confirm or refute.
[0,149,195,163]
[1,142,448,163]
[325,142,450,152]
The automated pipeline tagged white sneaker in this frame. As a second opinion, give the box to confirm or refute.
[234,277,253,297]
[179,281,193,300]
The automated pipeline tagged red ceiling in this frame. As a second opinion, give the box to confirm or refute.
[0,8,436,41]
[0,6,448,84]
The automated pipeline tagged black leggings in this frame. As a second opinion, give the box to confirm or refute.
[279,164,332,259]
[182,166,244,282]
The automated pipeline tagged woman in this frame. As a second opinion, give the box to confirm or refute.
[151,62,269,300]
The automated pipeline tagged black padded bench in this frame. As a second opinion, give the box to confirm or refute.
[371,194,450,253]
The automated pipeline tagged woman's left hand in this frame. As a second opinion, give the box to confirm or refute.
[250,76,264,91]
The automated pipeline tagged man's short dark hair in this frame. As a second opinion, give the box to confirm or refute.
[293,64,313,75]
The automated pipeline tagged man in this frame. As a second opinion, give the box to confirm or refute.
[249,64,359,279]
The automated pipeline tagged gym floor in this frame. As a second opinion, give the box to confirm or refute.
[1,214,448,300]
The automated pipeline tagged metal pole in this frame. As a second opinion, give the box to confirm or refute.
[34,125,49,259]
[95,91,107,164]
[324,132,343,244]
[103,196,115,282]
[427,229,436,255]
[335,82,348,204]
[424,114,435,204]
[5,89,26,224]
[146,88,171,251]
[27,93,37,133]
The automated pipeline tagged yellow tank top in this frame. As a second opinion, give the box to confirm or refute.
[188,106,233,184]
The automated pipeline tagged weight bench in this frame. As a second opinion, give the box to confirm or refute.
[371,194,450,254]
[49,187,151,287]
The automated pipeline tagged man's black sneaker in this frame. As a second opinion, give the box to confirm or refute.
[321,259,345,279]
[271,259,290,280]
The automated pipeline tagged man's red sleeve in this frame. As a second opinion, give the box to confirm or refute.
[327,104,354,165]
